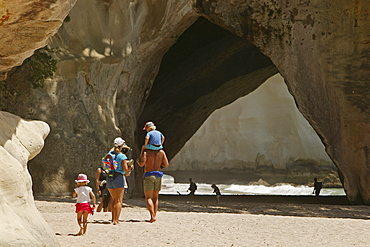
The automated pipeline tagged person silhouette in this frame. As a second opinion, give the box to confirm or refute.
[211,184,221,203]
[313,178,323,196]
[187,178,197,196]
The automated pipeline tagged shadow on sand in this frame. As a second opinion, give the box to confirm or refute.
[129,195,370,220]
[35,195,370,220]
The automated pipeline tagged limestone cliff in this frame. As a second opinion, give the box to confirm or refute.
[3,1,369,246]
[193,0,370,204]
[0,111,58,246]
[2,0,198,196]
[0,0,369,207]
[0,0,77,80]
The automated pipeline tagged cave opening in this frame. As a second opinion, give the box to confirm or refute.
[138,16,277,159]
[138,17,340,193]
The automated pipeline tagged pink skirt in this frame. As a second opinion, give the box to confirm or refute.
[75,203,93,214]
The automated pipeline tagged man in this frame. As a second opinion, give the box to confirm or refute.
[137,149,169,223]
[187,178,197,195]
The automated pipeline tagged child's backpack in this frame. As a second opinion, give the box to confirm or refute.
[102,151,118,180]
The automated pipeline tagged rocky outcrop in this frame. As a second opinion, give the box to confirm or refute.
[191,0,370,204]
[0,111,58,246]
[2,0,198,197]
[168,74,339,185]
[0,0,369,206]
[0,0,77,80]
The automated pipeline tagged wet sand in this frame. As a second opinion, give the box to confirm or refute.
[35,195,370,246]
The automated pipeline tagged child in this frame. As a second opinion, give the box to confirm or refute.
[211,184,221,203]
[72,174,96,235]
[141,121,165,155]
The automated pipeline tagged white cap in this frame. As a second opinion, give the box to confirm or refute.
[114,137,125,146]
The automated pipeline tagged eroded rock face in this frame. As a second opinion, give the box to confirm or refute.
[0,0,77,80]
[2,0,198,196]
[193,0,370,203]
[0,0,369,206]
[0,111,58,246]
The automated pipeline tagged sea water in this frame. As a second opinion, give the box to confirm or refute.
[160,174,345,196]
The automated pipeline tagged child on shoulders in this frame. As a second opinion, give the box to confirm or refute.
[141,121,165,155]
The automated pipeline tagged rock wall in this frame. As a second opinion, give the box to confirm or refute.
[2,0,198,196]
[2,0,369,245]
[193,0,370,204]
[0,111,58,246]
[0,0,77,80]
[168,74,338,185]
[0,0,369,208]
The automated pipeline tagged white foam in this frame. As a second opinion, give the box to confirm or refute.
[160,174,345,196]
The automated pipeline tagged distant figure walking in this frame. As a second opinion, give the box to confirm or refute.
[187,178,197,195]
[313,178,323,197]
[72,174,96,236]
[138,148,169,223]
[211,184,221,203]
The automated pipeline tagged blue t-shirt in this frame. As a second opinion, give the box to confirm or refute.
[112,152,127,175]
[146,130,164,145]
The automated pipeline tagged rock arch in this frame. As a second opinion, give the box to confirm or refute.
[139,1,370,204]
[190,0,370,204]
[138,16,277,159]
[0,0,369,206]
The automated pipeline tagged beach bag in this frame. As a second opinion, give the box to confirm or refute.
[102,151,118,180]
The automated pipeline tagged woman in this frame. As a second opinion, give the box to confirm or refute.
[106,137,133,225]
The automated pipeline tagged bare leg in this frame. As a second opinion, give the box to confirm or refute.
[106,196,113,212]
[76,211,84,235]
[103,193,111,212]
[108,188,124,225]
[82,211,89,234]
[144,190,160,223]
[139,145,145,158]
[97,199,103,212]
[104,196,113,212]
[153,191,159,219]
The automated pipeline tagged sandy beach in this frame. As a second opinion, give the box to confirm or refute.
[35,195,370,247]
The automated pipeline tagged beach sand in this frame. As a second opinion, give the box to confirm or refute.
[35,195,370,247]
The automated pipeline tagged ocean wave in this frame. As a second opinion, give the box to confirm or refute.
[160,174,345,196]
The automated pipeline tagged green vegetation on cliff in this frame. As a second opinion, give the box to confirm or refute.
[24,47,58,89]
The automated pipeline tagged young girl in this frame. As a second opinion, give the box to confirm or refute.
[72,174,96,235]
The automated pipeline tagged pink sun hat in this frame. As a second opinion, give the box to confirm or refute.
[75,174,90,183]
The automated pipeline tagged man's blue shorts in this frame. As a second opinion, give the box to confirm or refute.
[106,173,125,189]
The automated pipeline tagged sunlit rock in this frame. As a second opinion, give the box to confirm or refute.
[168,74,338,185]
[0,0,77,80]
[0,111,57,246]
